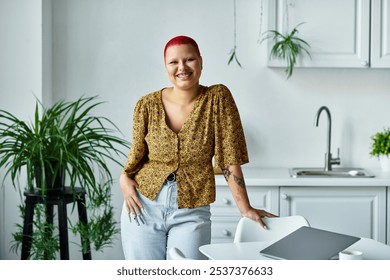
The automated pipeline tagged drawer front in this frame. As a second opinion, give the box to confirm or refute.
[212,186,277,211]
[212,187,236,207]
[211,221,239,243]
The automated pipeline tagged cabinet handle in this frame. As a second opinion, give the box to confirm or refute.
[281,193,288,200]
[222,229,231,236]
[222,198,231,205]
[361,61,369,67]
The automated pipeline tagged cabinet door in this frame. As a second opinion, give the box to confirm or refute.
[371,0,390,67]
[388,188,390,245]
[279,186,386,243]
[268,0,370,68]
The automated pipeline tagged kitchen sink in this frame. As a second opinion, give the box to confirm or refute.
[289,167,375,178]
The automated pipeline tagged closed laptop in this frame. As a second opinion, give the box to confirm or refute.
[260,226,360,260]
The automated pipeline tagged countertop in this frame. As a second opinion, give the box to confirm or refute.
[214,167,390,187]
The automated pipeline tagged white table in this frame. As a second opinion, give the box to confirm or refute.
[199,238,390,260]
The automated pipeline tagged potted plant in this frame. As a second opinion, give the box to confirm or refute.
[0,96,130,259]
[370,128,390,171]
[262,23,311,79]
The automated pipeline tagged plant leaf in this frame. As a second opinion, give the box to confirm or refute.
[228,46,243,68]
[261,22,311,79]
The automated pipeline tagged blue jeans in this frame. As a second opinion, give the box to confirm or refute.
[120,179,211,260]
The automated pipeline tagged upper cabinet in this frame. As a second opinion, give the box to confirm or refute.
[371,0,390,67]
[267,0,390,68]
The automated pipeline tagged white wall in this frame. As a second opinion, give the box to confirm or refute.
[51,0,390,170]
[1,0,390,259]
[0,0,43,259]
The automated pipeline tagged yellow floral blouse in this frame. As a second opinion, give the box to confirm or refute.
[123,84,249,208]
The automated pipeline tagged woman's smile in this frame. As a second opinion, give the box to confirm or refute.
[176,72,192,80]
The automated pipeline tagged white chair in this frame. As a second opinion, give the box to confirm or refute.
[233,215,310,243]
[167,247,191,260]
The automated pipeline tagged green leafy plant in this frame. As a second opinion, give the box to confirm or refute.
[262,23,311,78]
[70,180,119,253]
[370,128,390,158]
[227,0,242,68]
[11,204,60,260]
[0,96,130,259]
[228,46,242,68]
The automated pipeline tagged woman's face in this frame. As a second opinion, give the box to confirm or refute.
[165,44,202,91]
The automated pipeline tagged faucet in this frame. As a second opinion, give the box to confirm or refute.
[314,106,340,171]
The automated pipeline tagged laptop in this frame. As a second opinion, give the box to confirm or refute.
[260,226,360,260]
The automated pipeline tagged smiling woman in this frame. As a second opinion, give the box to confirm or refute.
[119,35,276,260]
[162,42,203,133]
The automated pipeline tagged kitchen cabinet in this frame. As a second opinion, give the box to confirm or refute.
[371,0,390,67]
[210,169,390,245]
[267,0,390,68]
[210,184,278,243]
[279,186,387,243]
[388,189,390,245]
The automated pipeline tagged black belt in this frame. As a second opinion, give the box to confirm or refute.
[166,173,176,182]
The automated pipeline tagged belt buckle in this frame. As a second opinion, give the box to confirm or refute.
[167,173,176,182]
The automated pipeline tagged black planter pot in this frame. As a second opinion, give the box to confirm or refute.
[34,162,65,191]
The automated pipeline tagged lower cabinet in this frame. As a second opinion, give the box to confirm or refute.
[210,184,388,244]
[388,190,390,245]
[279,186,387,243]
[210,185,278,243]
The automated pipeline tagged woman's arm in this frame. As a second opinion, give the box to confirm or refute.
[120,97,148,217]
[221,165,277,228]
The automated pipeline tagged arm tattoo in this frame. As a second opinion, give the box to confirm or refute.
[234,175,246,188]
[222,167,232,181]
[222,166,246,188]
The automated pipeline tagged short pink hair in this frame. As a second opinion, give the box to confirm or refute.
[164,35,201,62]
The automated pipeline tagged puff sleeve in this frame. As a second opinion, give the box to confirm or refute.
[213,85,249,169]
[122,97,149,178]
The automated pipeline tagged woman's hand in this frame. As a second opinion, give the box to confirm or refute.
[222,164,278,229]
[242,207,278,229]
[119,173,143,217]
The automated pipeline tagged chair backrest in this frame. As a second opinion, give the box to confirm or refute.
[167,247,191,260]
[233,215,310,243]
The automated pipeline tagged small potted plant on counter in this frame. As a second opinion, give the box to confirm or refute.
[370,128,390,171]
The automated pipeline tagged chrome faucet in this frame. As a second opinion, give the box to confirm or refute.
[314,106,340,171]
